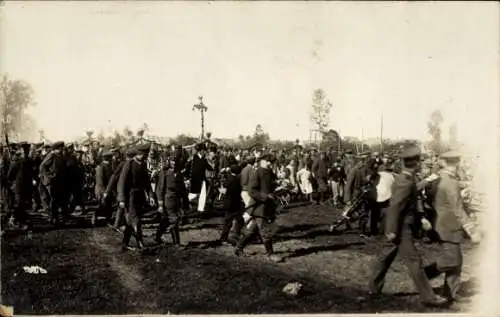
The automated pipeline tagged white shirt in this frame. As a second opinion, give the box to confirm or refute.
[376,171,395,202]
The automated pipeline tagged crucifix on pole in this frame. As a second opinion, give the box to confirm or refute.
[192,96,208,140]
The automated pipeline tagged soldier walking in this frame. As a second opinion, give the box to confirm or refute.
[368,146,448,307]
[423,151,481,303]
[117,144,156,251]
[155,153,186,247]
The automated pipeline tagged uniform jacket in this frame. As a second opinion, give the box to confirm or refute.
[240,165,254,191]
[156,167,186,210]
[384,170,420,239]
[248,167,277,219]
[117,159,152,203]
[225,173,244,212]
[312,158,329,179]
[7,157,35,197]
[433,171,474,243]
[105,159,126,196]
[39,151,66,186]
[95,161,113,198]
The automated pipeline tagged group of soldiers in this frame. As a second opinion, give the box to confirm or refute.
[0,137,480,306]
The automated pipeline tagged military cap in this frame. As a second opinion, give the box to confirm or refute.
[125,148,136,157]
[399,146,421,160]
[135,143,150,154]
[195,143,206,151]
[52,141,65,150]
[440,150,461,161]
[175,144,182,150]
[102,150,113,157]
[345,149,353,154]
[259,153,273,162]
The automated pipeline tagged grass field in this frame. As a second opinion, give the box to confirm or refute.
[1,203,480,314]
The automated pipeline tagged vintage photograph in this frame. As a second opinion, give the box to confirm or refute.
[0,2,497,316]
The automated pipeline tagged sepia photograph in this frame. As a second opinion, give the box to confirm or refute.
[0,1,498,316]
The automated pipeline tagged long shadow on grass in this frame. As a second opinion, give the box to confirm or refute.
[280,242,365,260]
[131,245,451,314]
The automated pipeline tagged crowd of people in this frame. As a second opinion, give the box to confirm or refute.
[0,134,481,307]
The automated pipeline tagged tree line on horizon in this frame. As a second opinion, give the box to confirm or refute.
[1,74,453,154]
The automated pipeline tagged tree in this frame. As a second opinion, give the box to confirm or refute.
[310,89,333,134]
[123,126,134,142]
[110,131,123,147]
[0,75,36,142]
[137,122,149,138]
[427,110,444,154]
[252,124,270,148]
[85,130,94,143]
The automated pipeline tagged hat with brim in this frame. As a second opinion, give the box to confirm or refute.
[52,141,65,150]
[135,144,150,154]
[400,146,421,161]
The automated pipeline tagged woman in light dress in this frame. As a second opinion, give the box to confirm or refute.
[297,160,313,202]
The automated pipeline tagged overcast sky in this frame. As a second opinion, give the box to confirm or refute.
[1,2,498,152]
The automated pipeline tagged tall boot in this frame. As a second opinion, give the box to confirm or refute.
[263,239,274,255]
[134,224,144,249]
[155,221,167,244]
[122,226,133,250]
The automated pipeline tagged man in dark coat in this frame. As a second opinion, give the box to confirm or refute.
[65,144,84,212]
[188,143,213,212]
[218,163,245,245]
[155,154,186,247]
[234,154,281,262]
[328,157,346,206]
[312,151,329,204]
[7,143,35,229]
[95,151,114,224]
[423,151,480,303]
[39,141,69,225]
[105,148,134,230]
[368,146,447,307]
[117,144,155,250]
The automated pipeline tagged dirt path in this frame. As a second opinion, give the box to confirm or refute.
[88,228,160,313]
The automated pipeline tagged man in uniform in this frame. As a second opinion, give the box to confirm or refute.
[40,141,69,226]
[117,144,156,250]
[6,142,35,229]
[104,148,135,231]
[234,154,281,262]
[95,151,114,224]
[368,146,448,307]
[423,151,480,303]
[155,153,186,247]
